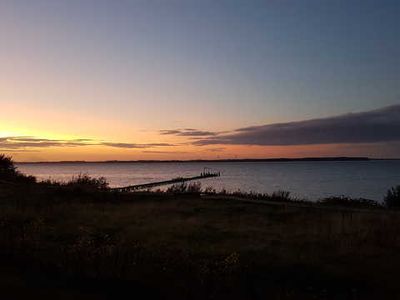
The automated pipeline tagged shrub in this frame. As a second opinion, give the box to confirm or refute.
[166,182,186,193]
[66,173,109,191]
[270,190,291,202]
[384,185,400,209]
[204,186,216,194]
[0,154,36,183]
[166,182,202,194]
[187,182,202,193]
[0,154,17,176]
[319,196,380,208]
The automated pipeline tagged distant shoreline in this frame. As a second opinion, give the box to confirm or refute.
[15,157,400,164]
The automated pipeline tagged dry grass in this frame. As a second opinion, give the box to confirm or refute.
[1,178,400,299]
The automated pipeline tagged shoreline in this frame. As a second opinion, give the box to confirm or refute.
[14,156,384,164]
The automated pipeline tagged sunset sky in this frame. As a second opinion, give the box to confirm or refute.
[1,0,399,161]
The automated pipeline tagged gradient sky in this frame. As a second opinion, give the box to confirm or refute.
[0,0,399,161]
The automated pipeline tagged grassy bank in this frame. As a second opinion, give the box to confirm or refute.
[1,155,400,299]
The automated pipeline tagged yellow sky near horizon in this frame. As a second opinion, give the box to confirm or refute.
[2,138,393,162]
[1,100,398,161]
[2,100,399,161]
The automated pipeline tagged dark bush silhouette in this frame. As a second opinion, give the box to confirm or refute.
[384,185,400,208]
[271,190,291,201]
[0,154,17,176]
[318,196,380,208]
[0,154,36,183]
[187,181,202,193]
[203,186,216,194]
[166,182,202,194]
[66,173,109,191]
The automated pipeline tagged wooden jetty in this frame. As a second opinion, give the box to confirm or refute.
[111,169,220,192]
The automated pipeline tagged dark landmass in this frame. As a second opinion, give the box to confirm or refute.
[1,179,400,299]
[16,156,375,164]
[2,155,400,299]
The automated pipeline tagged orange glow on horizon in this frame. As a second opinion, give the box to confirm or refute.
[2,141,388,162]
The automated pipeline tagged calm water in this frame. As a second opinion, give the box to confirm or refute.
[16,161,400,201]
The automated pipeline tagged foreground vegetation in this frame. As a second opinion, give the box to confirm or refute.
[1,155,400,299]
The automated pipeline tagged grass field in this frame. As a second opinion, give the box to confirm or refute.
[1,175,400,299]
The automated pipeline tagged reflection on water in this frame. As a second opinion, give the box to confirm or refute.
[16,160,400,201]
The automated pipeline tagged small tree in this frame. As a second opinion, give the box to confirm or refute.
[0,154,36,183]
[384,185,400,208]
[0,154,17,176]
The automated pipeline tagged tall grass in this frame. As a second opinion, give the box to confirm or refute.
[166,181,202,193]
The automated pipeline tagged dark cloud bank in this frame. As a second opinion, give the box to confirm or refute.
[101,142,174,149]
[160,128,218,137]
[194,105,400,146]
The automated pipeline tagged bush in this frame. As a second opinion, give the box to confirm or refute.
[204,186,216,194]
[384,185,400,209]
[0,154,36,183]
[270,190,291,202]
[187,181,202,193]
[66,173,109,191]
[319,196,380,208]
[0,154,17,176]
[166,182,202,194]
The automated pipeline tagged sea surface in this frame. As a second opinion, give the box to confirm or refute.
[16,160,400,201]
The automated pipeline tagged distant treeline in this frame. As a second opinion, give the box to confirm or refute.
[16,156,374,164]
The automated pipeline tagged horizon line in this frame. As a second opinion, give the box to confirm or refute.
[14,156,400,164]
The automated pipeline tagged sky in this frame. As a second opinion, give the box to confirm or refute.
[0,0,399,161]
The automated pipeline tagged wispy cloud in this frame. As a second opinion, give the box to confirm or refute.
[0,149,40,153]
[142,150,188,154]
[0,137,174,150]
[194,105,400,146]
[0,137,95,149]
[206,147,225,152]
[101,142,174,149]
[160,128,219,137]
